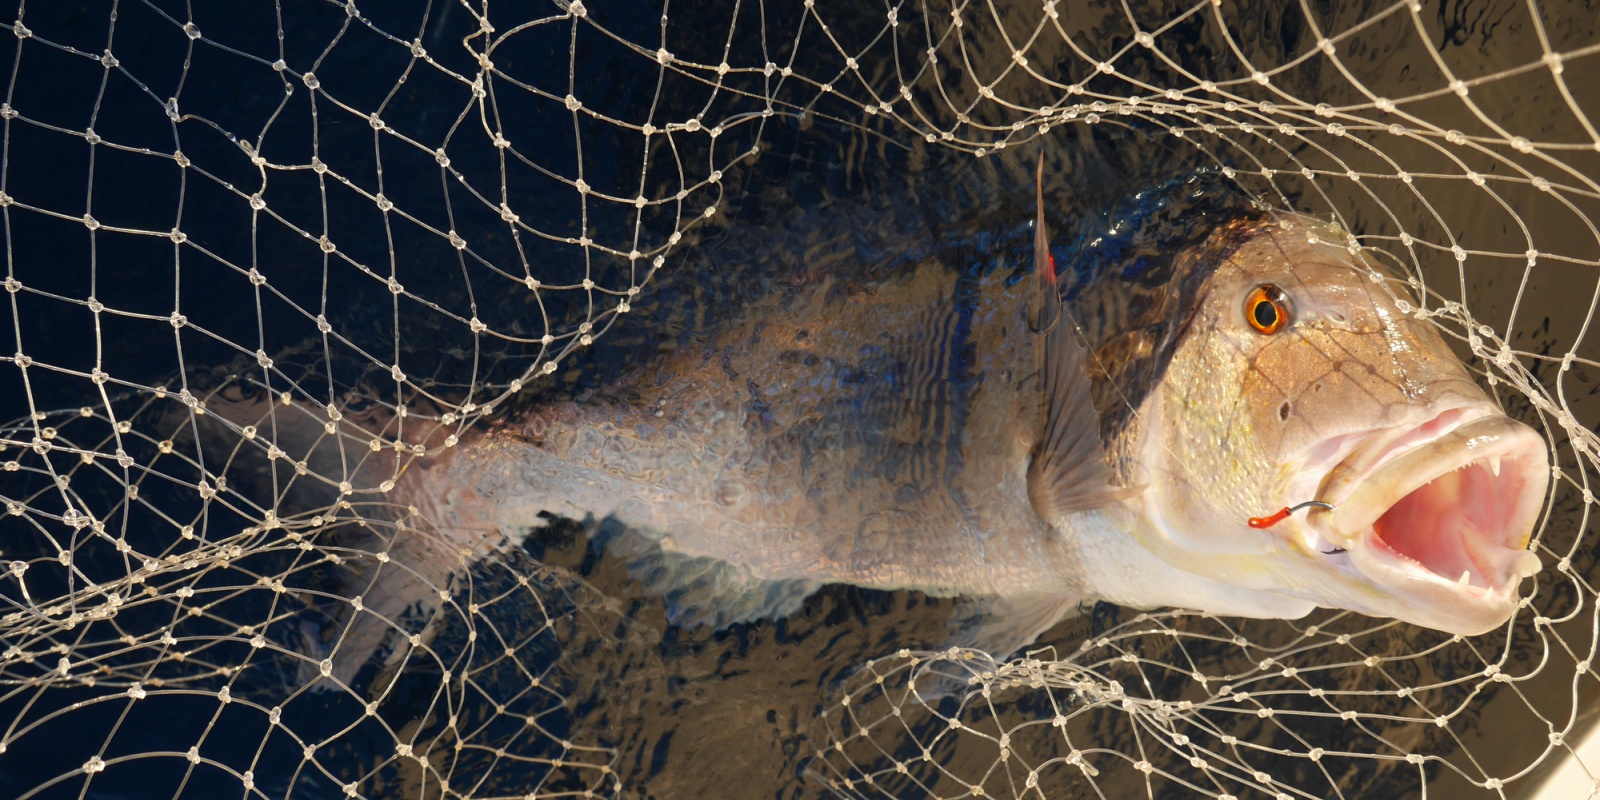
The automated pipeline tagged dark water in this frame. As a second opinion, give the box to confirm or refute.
[0,1,1597,799]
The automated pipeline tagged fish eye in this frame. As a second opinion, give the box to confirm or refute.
[1245,284,1290,335]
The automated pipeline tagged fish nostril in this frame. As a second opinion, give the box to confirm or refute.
[1279,401,1292,421]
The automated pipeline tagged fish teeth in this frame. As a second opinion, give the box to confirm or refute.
[1457,570,1471,589]
[1489,456,1501,478]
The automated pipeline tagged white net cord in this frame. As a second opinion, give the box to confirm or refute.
[0,1,1597,798]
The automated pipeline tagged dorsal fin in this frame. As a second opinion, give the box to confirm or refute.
[1029,153,1063,335]
[1027,152,1126,519]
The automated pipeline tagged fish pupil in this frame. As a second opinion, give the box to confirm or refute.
[1253,299,1278,329]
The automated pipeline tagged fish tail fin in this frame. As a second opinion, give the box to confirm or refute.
[190,388,479,692]
[295,520,491,691]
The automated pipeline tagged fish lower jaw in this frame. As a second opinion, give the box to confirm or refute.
[1355,524,1534,596]
[1330,529,1535,635]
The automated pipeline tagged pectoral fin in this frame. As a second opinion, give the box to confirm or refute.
[1027,152,1125,519]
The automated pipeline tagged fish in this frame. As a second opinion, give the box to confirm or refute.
[208,155,1550,677]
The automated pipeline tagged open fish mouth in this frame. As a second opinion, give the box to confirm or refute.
[1304,408,1549,635]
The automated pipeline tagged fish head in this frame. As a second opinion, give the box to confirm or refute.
[1130,216,1549,635]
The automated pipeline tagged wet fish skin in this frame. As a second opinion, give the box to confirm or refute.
[304,193,1542,662]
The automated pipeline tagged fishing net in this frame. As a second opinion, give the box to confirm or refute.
[0,0,1595,798]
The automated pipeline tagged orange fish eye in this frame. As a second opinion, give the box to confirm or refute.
[1244,285,1290,334]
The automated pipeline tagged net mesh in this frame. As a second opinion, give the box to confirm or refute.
[0,0,1596,798]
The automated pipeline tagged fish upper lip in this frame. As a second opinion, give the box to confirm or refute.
[1300,409,1548,632]
[1306,406,1490,514]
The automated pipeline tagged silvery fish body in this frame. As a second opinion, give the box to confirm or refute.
[221,167,1549,670]
[387,165,1547,657]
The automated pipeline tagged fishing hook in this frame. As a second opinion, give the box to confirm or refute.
[1247,500,1345,554]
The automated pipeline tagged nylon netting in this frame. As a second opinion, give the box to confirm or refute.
[0,1,1596,798]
